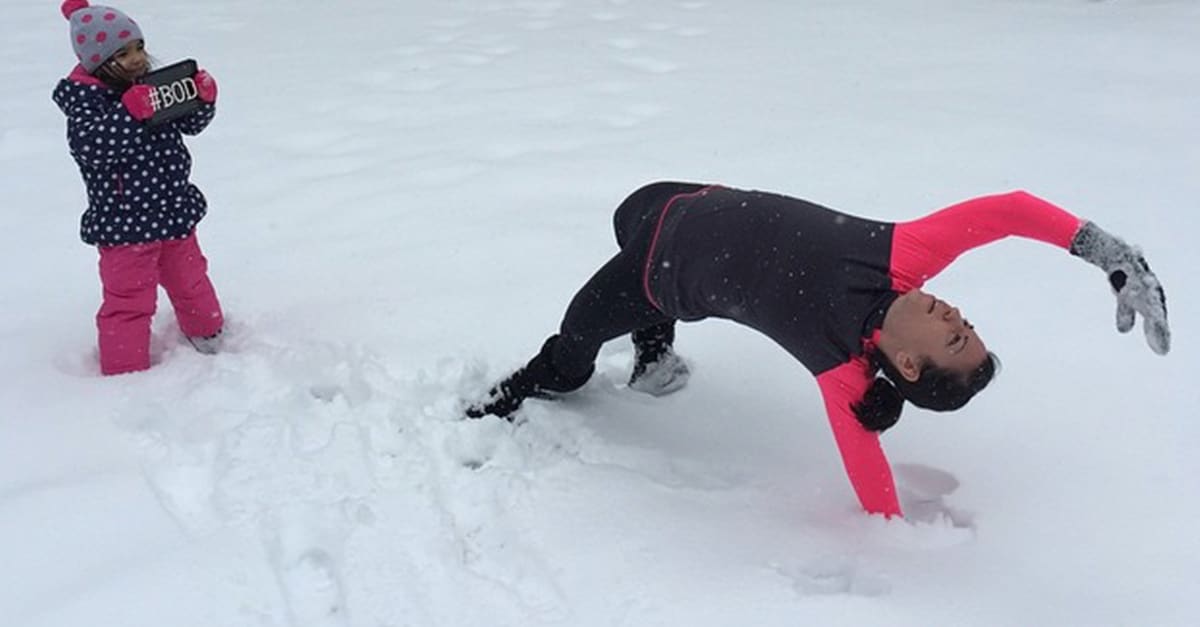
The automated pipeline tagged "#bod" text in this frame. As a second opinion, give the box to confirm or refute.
[150,76,199,111]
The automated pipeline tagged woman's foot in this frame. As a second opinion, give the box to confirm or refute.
[466,335,592,419]
[628,348,690,397]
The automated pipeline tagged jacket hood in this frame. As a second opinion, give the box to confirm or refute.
[52,64,110,115]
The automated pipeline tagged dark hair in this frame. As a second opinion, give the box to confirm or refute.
[853,350,999,432]
[93,46,155,93]
[94,61,135,92]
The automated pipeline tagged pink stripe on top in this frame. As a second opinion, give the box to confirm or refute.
[641,186,715,312]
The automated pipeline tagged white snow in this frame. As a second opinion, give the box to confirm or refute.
[3,1,1198,625]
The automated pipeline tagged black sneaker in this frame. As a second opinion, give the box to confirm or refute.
[465,372,539,419]
[628,324,688,396]
[466,335,593,420]
[628,347,690,396]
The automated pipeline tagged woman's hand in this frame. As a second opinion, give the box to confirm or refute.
[1070,221,1170,355]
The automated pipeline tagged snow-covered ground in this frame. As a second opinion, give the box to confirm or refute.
[3,1,1198,625]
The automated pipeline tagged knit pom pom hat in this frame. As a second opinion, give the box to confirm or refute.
[62,0,143,73]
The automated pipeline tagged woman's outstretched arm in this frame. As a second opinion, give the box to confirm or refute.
[889,190,1082,292]
[816,358,903,518]
[891,190,1169,354]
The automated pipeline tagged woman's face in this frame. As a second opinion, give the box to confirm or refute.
[106,39,149,80]
[880,289,989,381]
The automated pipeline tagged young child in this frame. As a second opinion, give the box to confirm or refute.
[52,0,225,375]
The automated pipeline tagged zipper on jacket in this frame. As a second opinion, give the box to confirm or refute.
[112,169,134,212]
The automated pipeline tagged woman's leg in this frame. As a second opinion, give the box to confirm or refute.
[97,242,161,375]
[550,248,673,380]
[468,183,702,419]
[610,182,705,388]
[468,247,671,418]
[158,231,223,340]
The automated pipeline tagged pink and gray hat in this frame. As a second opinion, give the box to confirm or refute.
[61,0,143,72]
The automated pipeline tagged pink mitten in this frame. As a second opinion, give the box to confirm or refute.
[121,84,156,121]
[194,69,218,104]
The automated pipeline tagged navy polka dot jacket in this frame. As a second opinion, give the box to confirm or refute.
[52,67,215,246]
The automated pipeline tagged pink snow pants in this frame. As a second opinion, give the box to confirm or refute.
[96,231,224,375]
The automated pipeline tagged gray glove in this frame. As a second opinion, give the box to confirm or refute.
[1070,221,1170,355]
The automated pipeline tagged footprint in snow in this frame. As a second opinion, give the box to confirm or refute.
[263,506,352,627]
[279,548,347,627]
[773,557,891,597]
[895,463,975,530]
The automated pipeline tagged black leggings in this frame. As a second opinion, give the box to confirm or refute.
[548,182,706,380]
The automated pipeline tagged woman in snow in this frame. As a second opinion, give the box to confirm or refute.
[53,1,224,375]
[466,181,1170,518]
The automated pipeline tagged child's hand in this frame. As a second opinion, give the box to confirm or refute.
[195,69,218,104]
[121,84,156,121]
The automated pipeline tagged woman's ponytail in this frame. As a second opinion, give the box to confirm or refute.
[853,376,904,432]
[859,347,999,433]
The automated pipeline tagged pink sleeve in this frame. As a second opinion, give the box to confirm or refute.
[815,358,902,518]
[890,190,1084,291]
